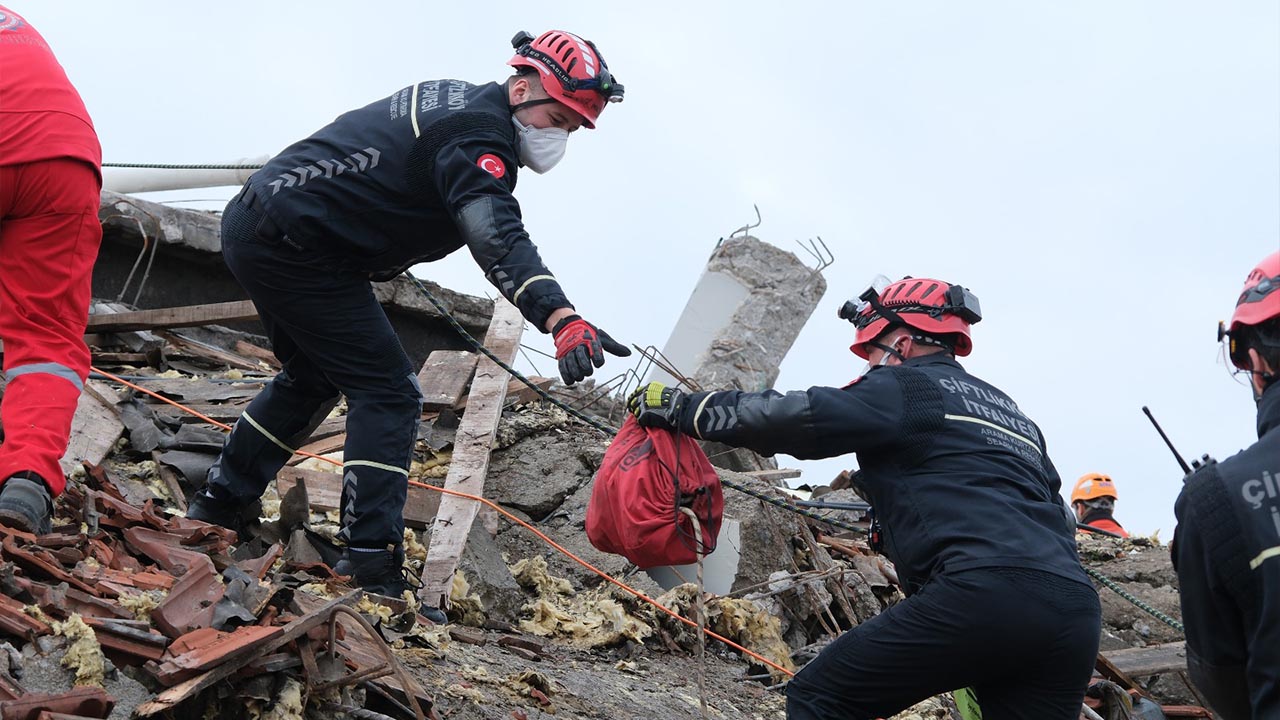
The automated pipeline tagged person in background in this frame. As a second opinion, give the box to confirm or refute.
[1070,473,1129,538]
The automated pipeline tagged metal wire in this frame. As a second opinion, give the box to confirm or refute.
[102,162,266,170]
[728,204,762,239]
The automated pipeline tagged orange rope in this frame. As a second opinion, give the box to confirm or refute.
[90,366,796,679]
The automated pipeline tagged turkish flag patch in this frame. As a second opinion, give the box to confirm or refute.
[477,154,506,179]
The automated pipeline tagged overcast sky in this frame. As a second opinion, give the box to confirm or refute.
[26,1,1279,537]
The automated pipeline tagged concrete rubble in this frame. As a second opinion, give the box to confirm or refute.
[0,199,1212,719]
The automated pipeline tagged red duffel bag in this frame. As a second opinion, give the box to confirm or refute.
[586,416,723,569]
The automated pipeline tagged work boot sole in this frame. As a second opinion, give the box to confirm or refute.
[0,507,47,535]
[0,476,53,535]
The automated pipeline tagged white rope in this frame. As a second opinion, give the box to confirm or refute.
[679,507,709,720]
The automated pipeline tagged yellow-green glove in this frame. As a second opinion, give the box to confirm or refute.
[626,382,687,431]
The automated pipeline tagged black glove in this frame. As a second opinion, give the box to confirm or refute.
[552,314,631,385]
[626,382,687,431]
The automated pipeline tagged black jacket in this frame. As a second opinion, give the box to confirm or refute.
[673,354,1089,594]
[246,80,570,330]
[1173,382,1280,720]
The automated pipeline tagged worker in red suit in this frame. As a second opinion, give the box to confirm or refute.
[1070,473,1129,538]
[0,5,102,534]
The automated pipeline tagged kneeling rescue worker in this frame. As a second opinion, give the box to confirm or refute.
[1071,473,1129,538]
[188,30,631,601]
[629,276,1101,720]
[1173,250,1280,719]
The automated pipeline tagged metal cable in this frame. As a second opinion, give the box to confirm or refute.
[102,162,265,170]
[404,270,870,537]
[1084,566,1185,633]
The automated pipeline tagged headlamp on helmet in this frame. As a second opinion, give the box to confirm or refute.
[510,30,624,103]
[840,275,982,358]
[838,276,982,328]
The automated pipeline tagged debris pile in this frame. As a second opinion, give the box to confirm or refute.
[0,193,1208,718]
[0,459,433,720]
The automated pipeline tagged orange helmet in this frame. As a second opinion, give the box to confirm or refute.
[840,276,982,359]
[509,30,623,129]
[1220,251,1280,370]
[1071,473,1118,503]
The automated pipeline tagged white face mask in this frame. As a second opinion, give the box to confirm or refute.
[857,351,893,379]
[512,116,568,174]
[857,337,906,378]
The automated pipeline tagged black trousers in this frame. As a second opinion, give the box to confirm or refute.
[785,567,1101,720]
[204,196,421,548]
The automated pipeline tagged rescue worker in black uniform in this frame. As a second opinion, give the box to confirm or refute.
[1173,249,1280,719]
[629,276,1101,720]
[188,30,631,599]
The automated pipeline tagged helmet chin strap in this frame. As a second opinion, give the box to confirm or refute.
[511,98,559,114]
[868,340,907,364]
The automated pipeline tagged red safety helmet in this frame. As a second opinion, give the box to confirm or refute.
[841,277,982,359]
[508,30,623,129]
[1221,251,1280,370]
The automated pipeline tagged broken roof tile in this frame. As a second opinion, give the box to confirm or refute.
[151,560,222,640]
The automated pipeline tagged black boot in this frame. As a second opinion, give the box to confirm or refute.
[187,488,252,539]
[0,472,53,535]
[334,546,412,598]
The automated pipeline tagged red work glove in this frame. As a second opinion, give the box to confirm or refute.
[552,314,631,385]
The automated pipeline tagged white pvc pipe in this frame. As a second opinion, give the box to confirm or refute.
[102,155,269,194]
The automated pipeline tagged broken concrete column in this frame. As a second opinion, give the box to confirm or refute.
[649,235,827,472]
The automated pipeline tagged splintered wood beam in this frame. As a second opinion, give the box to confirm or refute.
[86,300,259,333]
[418,298,523,608]
[417,350,478,410]
[159,331,260,372]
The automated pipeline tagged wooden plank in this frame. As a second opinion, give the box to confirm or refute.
[454,375,553,410]
[88,302,166,361]
[151,450,188,512]
[86,300,258,333]
[90,351,152,365]
[275,467,442,529]
[129,377,263,404]
[1104,641,1188,678]
[59,381,125,476]
[287,433,347,466]
[160,331,261,372]
[275,468,343,510]
[417,350,479,410]
[153,400,251,424]
[419,298,523,607]
[233,340,280,369]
